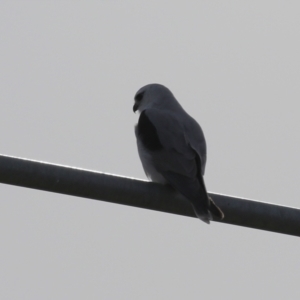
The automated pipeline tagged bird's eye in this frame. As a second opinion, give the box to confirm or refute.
[135,91,145,102]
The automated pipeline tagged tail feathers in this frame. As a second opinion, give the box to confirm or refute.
[191,197,224,223]
[196,213,210,224]
[208,197,224,220]
[191,203,211,224]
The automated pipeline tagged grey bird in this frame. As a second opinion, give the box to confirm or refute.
[133,83,224,224]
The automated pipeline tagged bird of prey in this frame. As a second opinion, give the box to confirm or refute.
[133,83,224,224]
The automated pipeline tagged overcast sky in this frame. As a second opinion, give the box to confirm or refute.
[0,1,300,299]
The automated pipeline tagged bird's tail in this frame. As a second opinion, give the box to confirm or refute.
[191,197,224,224]
[208,197,224,220]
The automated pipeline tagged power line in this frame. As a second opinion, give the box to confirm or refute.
[0,154,299,237]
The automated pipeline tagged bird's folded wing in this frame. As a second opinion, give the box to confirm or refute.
[145,109,211,210]
[145,109,198,178]
[145,108,207,175]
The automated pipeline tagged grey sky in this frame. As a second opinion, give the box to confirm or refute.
[0,1,299,299]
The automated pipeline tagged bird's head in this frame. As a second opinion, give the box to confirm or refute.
[133,84,178,113]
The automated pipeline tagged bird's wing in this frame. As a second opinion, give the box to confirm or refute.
[183,116,207,176]
[145,108,206,178]
[144,109,210,213]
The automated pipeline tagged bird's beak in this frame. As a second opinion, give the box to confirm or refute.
[133,103,138,113]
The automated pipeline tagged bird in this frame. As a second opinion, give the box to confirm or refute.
[133,83,224,224]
